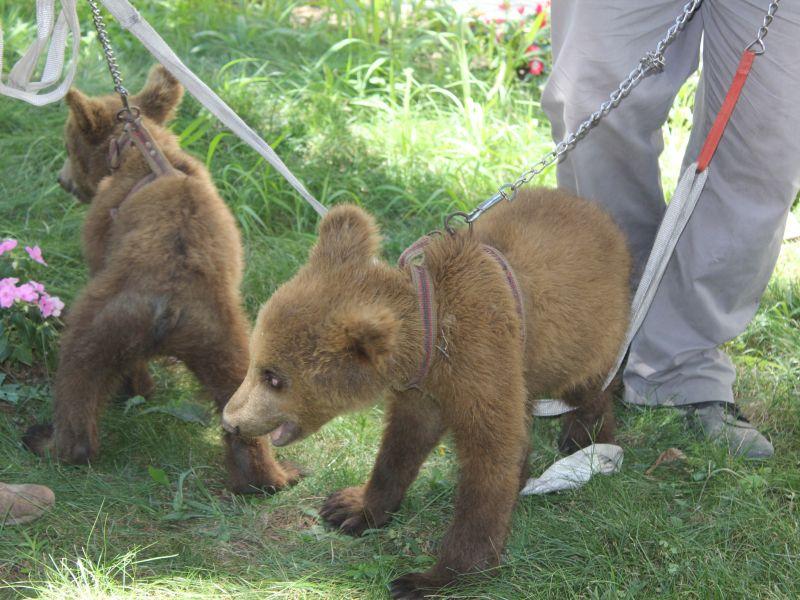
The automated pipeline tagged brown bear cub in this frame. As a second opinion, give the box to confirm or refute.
[222,189,631,598]
[23,65,301,494]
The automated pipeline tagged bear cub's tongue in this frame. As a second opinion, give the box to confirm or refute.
[270,422,298,446]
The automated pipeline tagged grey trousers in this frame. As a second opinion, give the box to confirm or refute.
[542,0,800,406]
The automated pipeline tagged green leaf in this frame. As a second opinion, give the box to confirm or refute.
[11,342,33,366]
[0,382,22,405]
[141,402,211,425]
[148,466,170,486]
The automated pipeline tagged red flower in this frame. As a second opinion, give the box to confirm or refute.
[529,59,545,76]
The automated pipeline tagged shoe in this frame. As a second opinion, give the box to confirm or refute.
[0,483,55,525]
[689,402,774,459]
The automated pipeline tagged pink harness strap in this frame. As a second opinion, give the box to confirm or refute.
[481,244,526,346]
[107,116,178,218]
[398,235,438,390]
[399,234,526,389]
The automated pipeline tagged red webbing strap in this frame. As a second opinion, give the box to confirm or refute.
[696,50,757,173]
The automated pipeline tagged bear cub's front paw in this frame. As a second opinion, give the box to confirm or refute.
[389,572,443,600]
[319,486,389,536]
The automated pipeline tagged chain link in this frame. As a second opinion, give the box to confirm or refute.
[745,0,780,54]
[460,0,705,225]
[86,0,133,115]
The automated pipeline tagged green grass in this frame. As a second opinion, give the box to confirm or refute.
[2,1,800,598]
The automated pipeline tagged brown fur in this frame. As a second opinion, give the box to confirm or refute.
[22,66,300,494]
[222,189,631,597]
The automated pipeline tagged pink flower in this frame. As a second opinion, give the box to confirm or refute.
[529,59,545,76]
[15,283,39,303]
[25,245,47,265]
[0,277,18,309]
[517,5,525,14]
[0,238,18,256]
[0,288,14,308]
[498,2,510,10]
[38,293,64,318]
[28,281,45,295]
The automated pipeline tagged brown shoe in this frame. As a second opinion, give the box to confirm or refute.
[0,483,55,525]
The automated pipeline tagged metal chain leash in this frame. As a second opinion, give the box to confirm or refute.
[86,0,136,117]
[746,0,780,55]
[449,0,705,230]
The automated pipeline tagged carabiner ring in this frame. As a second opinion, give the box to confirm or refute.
[745,37,766,55]
[444,211,472,236]
[117,105,141,123]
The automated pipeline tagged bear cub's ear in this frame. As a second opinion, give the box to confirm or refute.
[322,304,399,371]
[132,64,184,124]
[65,89,109,140]
[312,204,381,265]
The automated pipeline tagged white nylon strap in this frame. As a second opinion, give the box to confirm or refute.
[100,0,327,218]
[602,163,709,389]
[533,398,576,417]
[520,443,623,496]
[0,0,80,106]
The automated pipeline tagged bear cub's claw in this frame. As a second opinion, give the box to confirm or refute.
[319,486,389,536]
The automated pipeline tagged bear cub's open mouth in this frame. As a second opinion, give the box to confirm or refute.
[269,421,301,446]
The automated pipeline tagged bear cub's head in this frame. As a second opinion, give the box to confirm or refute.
[58,65,183,203]
[223,205,403,446]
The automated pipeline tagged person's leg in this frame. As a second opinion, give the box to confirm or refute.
[624,0,800,456]
[542,0,703,281]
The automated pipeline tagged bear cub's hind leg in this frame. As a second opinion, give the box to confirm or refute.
[558,382,616,454]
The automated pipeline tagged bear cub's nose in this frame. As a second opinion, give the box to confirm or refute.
[221,419,239,435]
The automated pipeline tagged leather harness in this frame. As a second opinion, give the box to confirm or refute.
[107,115,177,218]
[398,234,526,390]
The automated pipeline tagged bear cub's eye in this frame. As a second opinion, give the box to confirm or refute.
[262,369,284,390]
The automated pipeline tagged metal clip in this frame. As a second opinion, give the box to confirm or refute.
[464,192,504,224]
[464,184,517,224]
